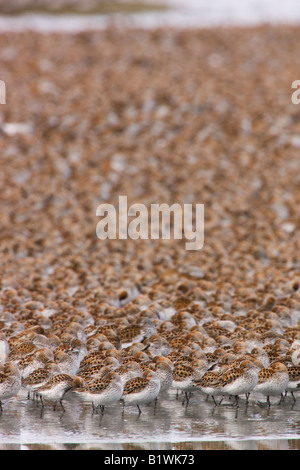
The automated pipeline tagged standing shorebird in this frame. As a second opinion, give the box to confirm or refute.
[115,362,144,386]
[22,362,61,399]
[0,333,9,361]
[54,350,81,376]
[202,359,261,406]
[34,373,83,411]
[285,365,300,403]
[192,370,224,405]
[172,359,207,405]
[74,371,124,415]
[18,348,53,379]
[142,335,171,358]
[118,319,157,349]
[121,369,161,414]
[149,356,174,393]
[0,361,21,412]
[253,362,289,406]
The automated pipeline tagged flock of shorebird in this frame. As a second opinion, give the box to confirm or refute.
[0,303,299,416]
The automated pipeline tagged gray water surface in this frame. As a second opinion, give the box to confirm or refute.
[0,387,299,450]
[1,0,300,33]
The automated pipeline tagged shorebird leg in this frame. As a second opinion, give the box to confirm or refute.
[277,393,284,405]
[182,392,189,406]
[120,399,125,417]
[58,399,65,412]
[212,395,218,406]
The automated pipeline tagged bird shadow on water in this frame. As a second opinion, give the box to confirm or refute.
[38,405,66,421]
[180,391,300,434]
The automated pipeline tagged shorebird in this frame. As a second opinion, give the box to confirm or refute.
[149,356,174,393]
[74,371,123,415]
[142,334,171,357]
[18,348,53,379]
[118,319,157,349]
[0,362,21,412]
[54,350,81,376]
[0,333,9,360]
[115,361,144,385]
[253,362,289,406]
[202,359,261,406]
[34,373,83,411]
[121,369,161,414]
[22,362,61,398]
[285,365,300,402]
[172,359,207,405]
[192,370,224,405]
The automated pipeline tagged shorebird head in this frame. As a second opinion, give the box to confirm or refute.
[54,351,70,363]
[4,361,20,377]
[271,362,288,373]
[105,371,122,382]
[35,348,53,362]
[239,359,261,370]
[0,353,8,364]
[291,348,300,366]
[71,376,85,389]
[143,369,158,380]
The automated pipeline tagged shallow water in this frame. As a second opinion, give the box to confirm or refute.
[0,387,299,450]
[1,0,300,33]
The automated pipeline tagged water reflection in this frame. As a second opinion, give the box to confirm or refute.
[0,387,299,449]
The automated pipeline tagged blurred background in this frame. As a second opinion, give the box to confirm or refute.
[1,0,300,30]
[0,0,300,450]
